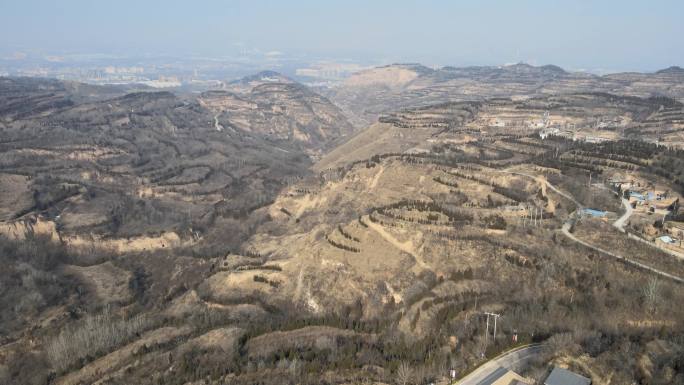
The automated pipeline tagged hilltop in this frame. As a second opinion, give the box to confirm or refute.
[324,63,684,126]
[0,74,353,249]
[201,71,354,152]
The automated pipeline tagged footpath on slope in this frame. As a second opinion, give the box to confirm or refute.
[363,214,429,270]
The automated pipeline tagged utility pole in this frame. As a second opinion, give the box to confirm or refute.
[540,207,543,225]
[539,207,543,225]
[483,312,501,344]
[529,206,532,226]
[494,315,498,341]
[528,206,532,227]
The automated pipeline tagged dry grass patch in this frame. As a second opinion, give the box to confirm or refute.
[0,173,32,220]
[62,262,132,304]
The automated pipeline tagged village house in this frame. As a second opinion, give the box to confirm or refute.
[544,366,591,385]
[479,366,530,385]
[666,221,684,239]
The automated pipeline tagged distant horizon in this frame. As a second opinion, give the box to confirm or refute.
[2,0,683,74]
[1,48,682,78]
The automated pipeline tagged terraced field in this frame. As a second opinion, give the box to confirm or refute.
[2,74,684,385]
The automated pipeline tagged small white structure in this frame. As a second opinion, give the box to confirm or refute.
[539,127,560,139]
[659,235,676,244]
[492,119,506,127]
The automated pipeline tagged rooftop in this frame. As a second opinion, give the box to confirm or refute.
[660,235,676,244]
[582,208,607,217]
[544,367,591,385]
[478,366,528,385]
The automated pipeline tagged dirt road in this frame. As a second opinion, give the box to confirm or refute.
[612,198,633,232]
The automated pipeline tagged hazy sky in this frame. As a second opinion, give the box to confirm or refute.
[1,0,682,71]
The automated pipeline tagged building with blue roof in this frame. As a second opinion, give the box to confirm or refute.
[629,191,645,201]
[582,208,607,218]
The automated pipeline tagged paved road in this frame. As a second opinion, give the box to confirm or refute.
[612,198,633,232]
[457,345,544,385]
[612,199,683,260]
[498,168,683,282]
[626,232,684,260]
[561,222,684,283]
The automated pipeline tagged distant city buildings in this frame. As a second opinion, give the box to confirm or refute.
[104,66,144,75]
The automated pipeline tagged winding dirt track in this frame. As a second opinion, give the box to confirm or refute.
[364,215,429,270]
[612,198,633,232]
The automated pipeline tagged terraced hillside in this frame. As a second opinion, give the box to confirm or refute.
[201,71,354,153]
[0,89,312,251]
[0,75,356,248]
[325,63,684,127]
[319,93,683,171]
[2,77,684,385]
[226,127,684,384]
[0,76,155,119]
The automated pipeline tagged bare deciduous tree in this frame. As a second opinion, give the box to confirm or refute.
[642,277,661,314]
[45,307,155,373]
[396,361,412,385]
